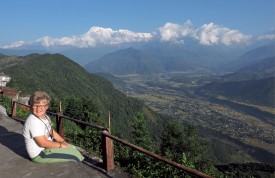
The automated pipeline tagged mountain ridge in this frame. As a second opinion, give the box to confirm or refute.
[84,45,237,75]
[1,53,162,138]
[222,42,275,72]
[85,47,165,74]
[220,56,275,81]
[196,77,275,107]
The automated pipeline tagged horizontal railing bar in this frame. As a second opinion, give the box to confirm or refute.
[16,102,29,107]
[102,131,213,178]
[46,110,57,115]
[59,114,107,131]
[13,100,212,177]
[14,101,107,131]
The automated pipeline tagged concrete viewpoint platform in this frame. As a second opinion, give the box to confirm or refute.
[0,112,128,178]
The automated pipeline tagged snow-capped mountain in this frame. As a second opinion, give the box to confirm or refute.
[0,20,274,66]
[1,20,256,49]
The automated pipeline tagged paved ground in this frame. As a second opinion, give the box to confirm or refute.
[0,112,129,178]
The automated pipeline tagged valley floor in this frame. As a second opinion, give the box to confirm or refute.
[115,72,275,164]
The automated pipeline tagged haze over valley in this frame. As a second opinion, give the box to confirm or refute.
[1,28,274,164]
[1,1,275,176]
[91,41,275,164]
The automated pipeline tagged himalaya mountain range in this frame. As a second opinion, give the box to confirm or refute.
[0,20,274,71]
[0,20,274,166]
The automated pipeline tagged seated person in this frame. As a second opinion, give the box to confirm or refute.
[23,91,84,163]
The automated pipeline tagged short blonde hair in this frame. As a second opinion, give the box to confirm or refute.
[29,91,51,106]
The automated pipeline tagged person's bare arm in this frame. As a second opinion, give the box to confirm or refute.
[52,129,67,143]
[34,135,69,148]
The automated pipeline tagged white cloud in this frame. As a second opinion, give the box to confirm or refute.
[1,41,25,49]
[156,21,251,46]
[35,27,153,48]
[198,23,251,45]
[155,20,197,42]
[1,21,254,49]
[83,27,153,45]
[257,34,275,40]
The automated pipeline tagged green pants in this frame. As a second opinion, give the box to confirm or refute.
[32,145,84,163]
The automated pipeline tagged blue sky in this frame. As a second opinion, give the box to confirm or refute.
[1,0,274,46]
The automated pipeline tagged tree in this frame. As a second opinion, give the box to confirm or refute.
[64,96,83,119]
[82,98,102,125]
[130,112,152,150]
[114,112,155,177]
[160,118,186,162]
[159,118,220,176]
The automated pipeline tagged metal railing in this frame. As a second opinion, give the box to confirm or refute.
[11,100,213,178]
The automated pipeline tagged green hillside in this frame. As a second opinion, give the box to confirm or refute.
[224,43,275,71]
[2,53,162,139]
[85,48,165,75]
[221,56,275,81]
[196,77,275,107]
[0,55,24,70]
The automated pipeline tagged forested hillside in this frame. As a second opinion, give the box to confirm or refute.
[221,56,275,81]
[1,53,274,177]
[85,48,165,75]
[196,54,275,108]
[1,53,162,139]
[223,42,275,72]
[84,43,240,75]
[0,53,224,176]
[196,77,275,107]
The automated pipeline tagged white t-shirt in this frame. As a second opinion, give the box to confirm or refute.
[22,114,52,158]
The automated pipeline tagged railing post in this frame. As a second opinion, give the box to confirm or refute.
[101,130,115,172]
[56,113,64,138]
[11,100,17,118]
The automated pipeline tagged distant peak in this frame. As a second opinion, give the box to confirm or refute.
[1,21,263,50]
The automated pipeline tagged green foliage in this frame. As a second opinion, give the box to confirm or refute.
[62,96,104,126]
[181,153,196,169]
[197,77,275,107]
[1,96,12,114]
[52,97,103,155]
[160,118,220,177]
[130,112,153,151]
[114,112,154,176]
[5,53,269,177]
[17,108,31,119]
[64,96,84,119]
[63,119,83,140]
[222,56,275,82]
[206,139,239,163]
[2,53,161,139]
[68,125,102,155]
[216,163,275,177]
[85,48,165,75]
[182,124,206,164]
[114,116,220,177]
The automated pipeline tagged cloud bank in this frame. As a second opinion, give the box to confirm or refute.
[35,27,153,48]
[155,20,251,45]
[1,20,258,49]
[257,28,275,40]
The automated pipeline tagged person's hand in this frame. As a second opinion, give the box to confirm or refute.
[60,142,69,148]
